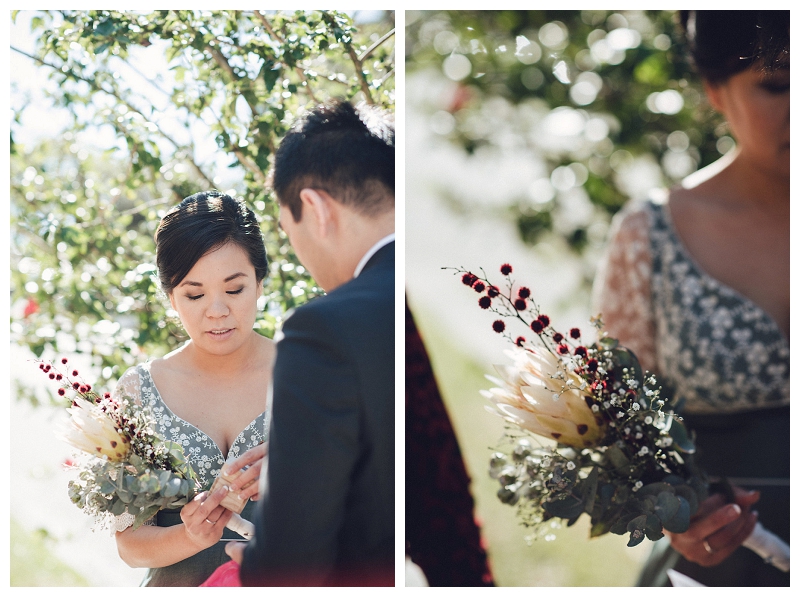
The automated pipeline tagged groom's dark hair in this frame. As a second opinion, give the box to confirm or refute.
[272,99,394,222]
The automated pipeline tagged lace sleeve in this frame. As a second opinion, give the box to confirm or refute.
[592,204,657,373]
[112,365,143,406]
[110,365,155,532]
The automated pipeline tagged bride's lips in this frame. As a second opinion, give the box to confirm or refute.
[207,328,234,340]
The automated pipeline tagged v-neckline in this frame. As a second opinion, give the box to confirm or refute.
[140,361,263,461]
[658,198,789,345]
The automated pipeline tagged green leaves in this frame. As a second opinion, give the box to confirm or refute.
[11,10,394,402]
[406,10,723,277]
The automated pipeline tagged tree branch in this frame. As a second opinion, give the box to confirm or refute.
[253,10,320,104]
[11,45,217,189]
[320,12,374,105]
[359,27,395,62]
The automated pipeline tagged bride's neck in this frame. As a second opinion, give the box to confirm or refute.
[682,150,788,213]
[178,334,261,378]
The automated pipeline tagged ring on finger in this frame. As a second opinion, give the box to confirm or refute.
[702,539,714,554]
[205,518,217,525]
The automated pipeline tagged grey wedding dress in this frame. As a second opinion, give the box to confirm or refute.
[594,193,789,587]
[113,361,267,587]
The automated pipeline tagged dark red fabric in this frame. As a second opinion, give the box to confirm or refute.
[405,301,493,586]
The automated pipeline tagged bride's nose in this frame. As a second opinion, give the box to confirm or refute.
[206,295,230,318]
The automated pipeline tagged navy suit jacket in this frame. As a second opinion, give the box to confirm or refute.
[240,242,395,586]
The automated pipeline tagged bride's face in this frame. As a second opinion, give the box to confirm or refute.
[706,62,790,177]
[168,242,262,355]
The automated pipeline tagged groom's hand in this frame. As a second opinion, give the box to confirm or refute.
[225,541,246,564]
[223,443,268,502]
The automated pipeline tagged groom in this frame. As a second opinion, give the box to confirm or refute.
[226,99,395,586]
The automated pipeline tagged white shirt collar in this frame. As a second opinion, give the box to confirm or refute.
[353,233,395,278]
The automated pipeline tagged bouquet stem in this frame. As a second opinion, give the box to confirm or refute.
[743,522,789,572]
[225,513,255,541]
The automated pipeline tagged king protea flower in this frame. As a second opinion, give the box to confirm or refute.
[57,397,130,461]
[482,347,606,448]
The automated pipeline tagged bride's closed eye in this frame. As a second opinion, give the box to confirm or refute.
[186,288,244,301]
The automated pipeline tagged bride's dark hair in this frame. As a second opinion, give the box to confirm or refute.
[155,190,268,294]
[679,10,789,83]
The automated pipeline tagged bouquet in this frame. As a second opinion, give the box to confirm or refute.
[450,264,789,570]
[38,358,254,538]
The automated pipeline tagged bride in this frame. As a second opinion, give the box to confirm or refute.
[594,10,788,587]
[112,191,273,586]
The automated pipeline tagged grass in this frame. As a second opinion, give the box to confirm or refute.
[413,308,653,586]
[10,517,90,587]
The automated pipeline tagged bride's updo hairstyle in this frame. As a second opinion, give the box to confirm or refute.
[679,10,789,84]
[154,190,268,295]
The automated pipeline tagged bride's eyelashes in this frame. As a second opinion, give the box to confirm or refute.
[185,288,245,301]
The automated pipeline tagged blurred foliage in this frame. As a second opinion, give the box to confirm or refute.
[11,10,394,403]
[10,518,91,586]
[406,10,729,257]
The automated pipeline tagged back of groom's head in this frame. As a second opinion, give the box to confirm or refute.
[272,99,394,222]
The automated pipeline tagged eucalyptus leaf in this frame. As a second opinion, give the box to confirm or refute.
[162,477,182,498]
[110,498,127,515]
[605,445,630,470]
[581,466,599,514]
[543,494,584,519]
[654,491,681,524]
[668,418,696,454]
[662,495,691,533]
[674,484,699,516]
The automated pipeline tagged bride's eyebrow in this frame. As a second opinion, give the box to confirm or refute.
[224,272,248,283]
[178,272,248,288]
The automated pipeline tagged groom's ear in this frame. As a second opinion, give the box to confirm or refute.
[298,188,335,237]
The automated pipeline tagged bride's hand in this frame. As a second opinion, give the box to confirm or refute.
[666,486,760,566]
[224,443,267,502]
[181,486,234,549]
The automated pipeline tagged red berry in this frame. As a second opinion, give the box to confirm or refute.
[492,320,505,333]
[553,332,564,343]
[487,285,500,298]
[537,314,550,328]
[518,287,531,299]
[531,320,544,334]
[56,374,63,380]
[479,296,492,309]
[462,273,477,286]
[72,382,80,390]
[473,281,486,293]
[587,359,598,372]
[575,346,588,358]
[514,298,527,311]
[516,336,526,347]
[48,373,55,379]
[557,344,570,355]
[570,328,581,339]
[500,263,513,275]
[57,388,66,396]
[72,370,79,377]
[61,358,68,364]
